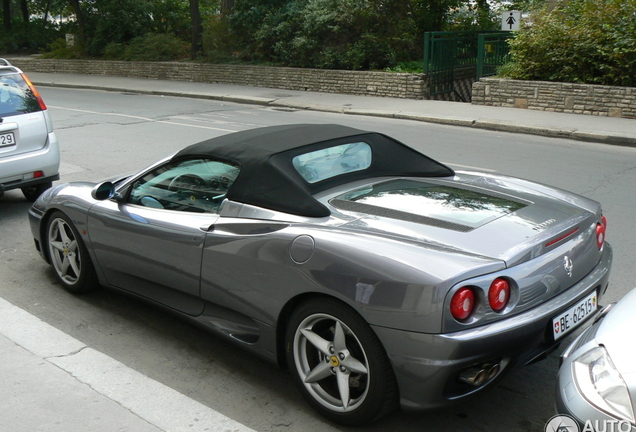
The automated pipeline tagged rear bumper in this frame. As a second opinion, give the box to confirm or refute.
[0,132,60,193]
[373,243,613,411]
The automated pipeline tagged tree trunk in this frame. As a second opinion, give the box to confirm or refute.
[19,0,28,27]
[68,0,87,51]
[44,0,52,26]
[2,0,11,32]
[221,0,235,15]
[190,0,203,59]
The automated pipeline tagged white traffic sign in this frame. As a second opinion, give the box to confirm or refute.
[501,10,521,31]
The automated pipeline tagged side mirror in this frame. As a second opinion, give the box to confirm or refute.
[91,182,116,201]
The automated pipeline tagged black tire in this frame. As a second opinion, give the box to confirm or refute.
[285,298,398,426]
[45,211,100,294]
[22,181,52,202]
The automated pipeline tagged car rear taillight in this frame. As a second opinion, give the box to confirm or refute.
[21,73,47,110]
[596,215,607,250]
[488,278,510,312]
[450,287,475,321]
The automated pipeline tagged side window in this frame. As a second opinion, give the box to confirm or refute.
[128,159,239,213]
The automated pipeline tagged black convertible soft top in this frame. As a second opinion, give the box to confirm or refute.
[173,124,454,217]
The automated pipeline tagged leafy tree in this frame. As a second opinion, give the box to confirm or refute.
[84,0,154,56]
[501,0,636,87]
[152,0,191,38]
[1,0,68,51]
[227,0,460,70]
[54,0,217,58]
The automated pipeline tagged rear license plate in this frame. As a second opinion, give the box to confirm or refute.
[0,132,16,147]
[552,290,598,340]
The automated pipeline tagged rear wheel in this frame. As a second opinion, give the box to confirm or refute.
[46,211,99,293]
[22,181,52,202]
[285,298,398,426]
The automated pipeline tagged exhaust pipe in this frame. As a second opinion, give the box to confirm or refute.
[458,367,488,386]
[486,363,500,380]
[458,362,501,387]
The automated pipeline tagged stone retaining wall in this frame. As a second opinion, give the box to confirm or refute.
[472,77,636,119]
[8,58,428,100]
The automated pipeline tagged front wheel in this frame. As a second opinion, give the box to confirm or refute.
[46,211,99,294]
[285,298,398,426]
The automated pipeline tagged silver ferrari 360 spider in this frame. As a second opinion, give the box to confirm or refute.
[28,124,612,425]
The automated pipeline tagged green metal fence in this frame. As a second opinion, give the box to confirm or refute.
[477,33,512,79]
[423,31,511,99]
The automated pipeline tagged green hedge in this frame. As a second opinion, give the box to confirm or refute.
[501,0,636,87]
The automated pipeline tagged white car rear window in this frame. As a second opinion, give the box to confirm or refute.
[0,72,40,117]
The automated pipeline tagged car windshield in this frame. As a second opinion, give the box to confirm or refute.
[0,72,41,117]
[292,142,372,183]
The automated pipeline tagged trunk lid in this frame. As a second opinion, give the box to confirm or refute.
[330,172,603,274]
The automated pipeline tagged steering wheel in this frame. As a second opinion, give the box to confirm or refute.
[167,174,206,192]
[209,175,234,191]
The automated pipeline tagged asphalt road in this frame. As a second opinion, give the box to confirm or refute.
[1,87,635,432]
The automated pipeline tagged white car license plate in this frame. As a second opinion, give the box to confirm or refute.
[552,290,598,340]
[0,132,16,147]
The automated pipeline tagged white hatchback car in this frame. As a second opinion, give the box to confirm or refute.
[0,59,59,201]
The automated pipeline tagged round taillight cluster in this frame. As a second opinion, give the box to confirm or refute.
[488,278,510,312]
[596,215,607,250]
[450,278,512,321]
[450,287,475,321]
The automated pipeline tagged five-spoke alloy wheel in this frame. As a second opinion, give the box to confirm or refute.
[286,298,397,425]
[46,211,99,293]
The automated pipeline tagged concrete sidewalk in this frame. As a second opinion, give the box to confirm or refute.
[29,72,636,147]
[0,297,257,432]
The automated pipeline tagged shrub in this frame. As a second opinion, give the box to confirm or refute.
[40,38,85,59]
[201,15,242,62]
[121,33,189,61]
[385,61,424,73]
[502,0,636,87]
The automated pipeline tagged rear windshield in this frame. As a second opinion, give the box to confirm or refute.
[292,142,372,183]
[0,71,42,117]
[333,179,528,230]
